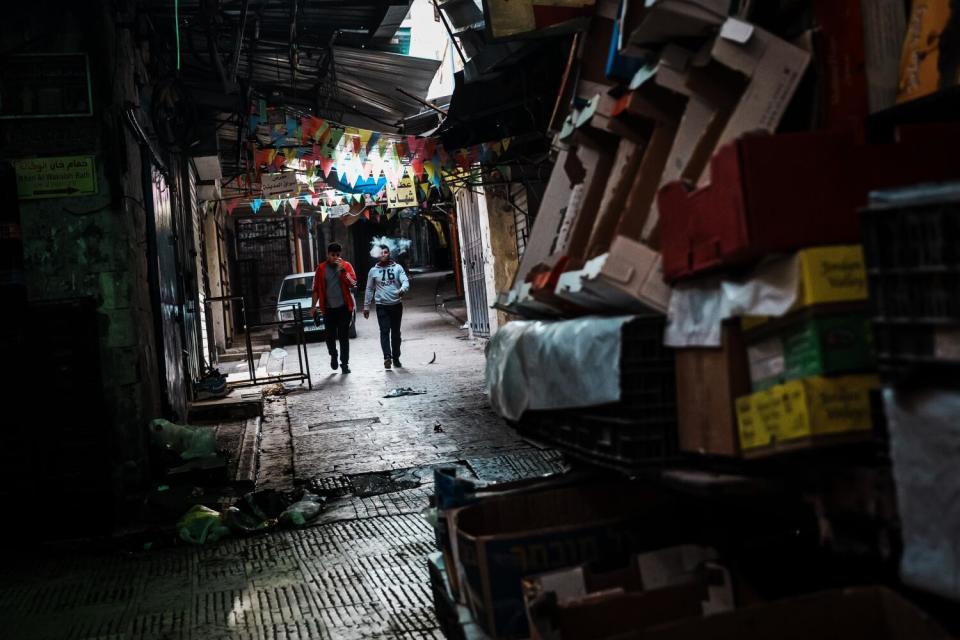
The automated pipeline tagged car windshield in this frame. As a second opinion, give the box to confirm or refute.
[279,275,312,301]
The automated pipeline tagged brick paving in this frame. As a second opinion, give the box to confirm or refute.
[1,271,564,639]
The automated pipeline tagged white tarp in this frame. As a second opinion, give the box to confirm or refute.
[885,387,960,601]
[485,316,632,421]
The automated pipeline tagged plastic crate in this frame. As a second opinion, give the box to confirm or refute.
[861,183,960,375]
[512,316,678,471]
[660,127,960,282]
[517,410,678,473]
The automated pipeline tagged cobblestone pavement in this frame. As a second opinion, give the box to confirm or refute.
[1,271,564,639]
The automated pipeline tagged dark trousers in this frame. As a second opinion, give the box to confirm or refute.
[324,306,350,364]
[376,303,403,360]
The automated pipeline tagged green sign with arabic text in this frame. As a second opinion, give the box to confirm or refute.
[15,155,98,200]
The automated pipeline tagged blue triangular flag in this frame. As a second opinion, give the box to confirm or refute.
[251,199,263,214]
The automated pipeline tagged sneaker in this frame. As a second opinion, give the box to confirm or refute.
[384,358,392,370]
[341,364,351,374]
[393,359,402,368]
[330,354,338,370]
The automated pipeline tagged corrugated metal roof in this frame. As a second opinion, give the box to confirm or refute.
[331,46,441,129]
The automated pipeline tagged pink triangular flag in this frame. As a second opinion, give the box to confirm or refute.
[320,156,335,178]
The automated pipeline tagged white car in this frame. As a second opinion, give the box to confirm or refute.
[276,272,357,341]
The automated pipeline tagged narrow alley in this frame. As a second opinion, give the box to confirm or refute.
[1,271,564,639]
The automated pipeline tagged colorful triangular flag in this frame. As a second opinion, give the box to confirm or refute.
[269,198,283,212]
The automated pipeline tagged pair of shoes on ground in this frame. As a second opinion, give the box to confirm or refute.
[330,354,350,374]
[384,358,402,369]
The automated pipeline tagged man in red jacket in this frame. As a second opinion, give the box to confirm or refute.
[311,242,357,374]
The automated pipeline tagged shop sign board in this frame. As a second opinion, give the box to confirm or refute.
[14,155,97,199]
[387,174,417,209]
[261,172,298,197]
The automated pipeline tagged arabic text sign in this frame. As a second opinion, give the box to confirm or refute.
[261,171,298,197]
[387,174,417,209]
[15,155,97,200]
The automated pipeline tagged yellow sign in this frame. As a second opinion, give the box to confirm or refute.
[736,374,878,452]
[387,173,417,209]
[15,155,97,200]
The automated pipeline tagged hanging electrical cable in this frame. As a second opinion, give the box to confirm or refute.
[174,0,181,70]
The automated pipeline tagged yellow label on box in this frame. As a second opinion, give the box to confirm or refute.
[736,374,878,451]
[797,245,868,307]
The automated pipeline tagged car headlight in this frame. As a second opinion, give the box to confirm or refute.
[279,310,294,321]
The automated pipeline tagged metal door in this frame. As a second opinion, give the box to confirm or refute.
[186,163,211,374]
[456,189,489,337]
[147,166,187,419]
[236,218,293,323]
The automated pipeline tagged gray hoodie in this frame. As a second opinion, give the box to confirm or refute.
[364,261,410,309]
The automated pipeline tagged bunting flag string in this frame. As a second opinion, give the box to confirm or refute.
[249,106,517,184]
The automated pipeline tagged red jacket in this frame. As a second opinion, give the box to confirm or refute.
[313,260,358,314]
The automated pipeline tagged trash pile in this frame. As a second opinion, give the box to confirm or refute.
[147,418,328,546]
[177,489,327,545]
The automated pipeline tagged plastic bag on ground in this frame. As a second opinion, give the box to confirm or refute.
[279,491,326,527]
[177,505,231,545]
[150,418,217,460]
[223,506,275,534]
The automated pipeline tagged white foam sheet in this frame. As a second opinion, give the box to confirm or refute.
[885,387,960,600]
[485,316,633,421]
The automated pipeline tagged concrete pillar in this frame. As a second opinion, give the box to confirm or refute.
[479,185,520,332]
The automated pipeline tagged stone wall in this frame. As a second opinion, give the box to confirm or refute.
[0,3,162,501]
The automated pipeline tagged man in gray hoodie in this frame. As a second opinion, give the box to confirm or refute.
[363,245,410,369]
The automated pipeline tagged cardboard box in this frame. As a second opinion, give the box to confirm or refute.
[862,0,906,112]
[676,323,752,457]
[704,19,812,179]
[613,46,692,247]
[621,0,730,56]
[813,0,868,129]
[583,137,645,260]
[641,19,811,245]
[523,546,732,640]
[640,586,950,640]
[735,374,879,457]
[454,481,665,638]
[514,147,573,288]
[553,137,617,269]
[745,310,875,391]
[897,0,958,105]
[579,235,671,313]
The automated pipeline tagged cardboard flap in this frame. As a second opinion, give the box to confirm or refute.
[604,249,639,285]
